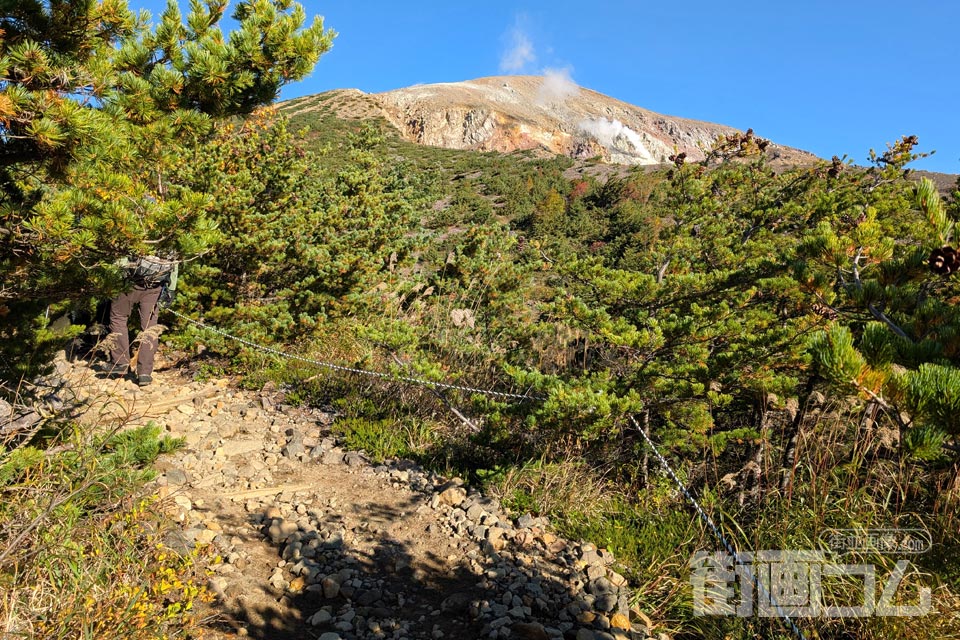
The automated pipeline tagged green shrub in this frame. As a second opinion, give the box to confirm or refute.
[0,422,209,639]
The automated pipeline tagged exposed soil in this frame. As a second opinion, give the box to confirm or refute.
[63,352,645,640]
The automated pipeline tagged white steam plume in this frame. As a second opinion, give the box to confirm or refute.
[500,25,535,72]
[578,117,650,158]
[536,67,579,105]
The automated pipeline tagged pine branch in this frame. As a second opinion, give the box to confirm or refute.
[851,247,863,290]
[917,177,952,246]
[849,377,908,431]
[867,304,913,343]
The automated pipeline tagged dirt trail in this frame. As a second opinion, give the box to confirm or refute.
[64,355,651,640]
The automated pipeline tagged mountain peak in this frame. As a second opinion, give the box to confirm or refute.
[284,75,816,166]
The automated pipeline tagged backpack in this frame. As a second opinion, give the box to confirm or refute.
[126,255,176,287]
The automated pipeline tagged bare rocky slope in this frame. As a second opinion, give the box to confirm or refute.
[280,75,818,166]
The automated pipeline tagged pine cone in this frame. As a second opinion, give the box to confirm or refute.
[929,246,960,275]
[827,156,844,178]
[811,302,839,320]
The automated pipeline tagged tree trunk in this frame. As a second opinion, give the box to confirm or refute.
[779,376,817,498]
[850,399,880,464]
[740,396,770,506]
[750,432,766,504]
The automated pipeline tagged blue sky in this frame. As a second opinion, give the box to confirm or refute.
[136,1,960,174]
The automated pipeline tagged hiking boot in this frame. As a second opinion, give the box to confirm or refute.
[93,362,128,378]
[137,374,153,387]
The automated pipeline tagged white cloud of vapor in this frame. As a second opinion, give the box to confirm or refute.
[537,67,579,105]
[578,117,649,156]
[500,25,535,73]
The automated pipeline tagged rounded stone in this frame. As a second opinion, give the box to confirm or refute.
[321,576,340,599]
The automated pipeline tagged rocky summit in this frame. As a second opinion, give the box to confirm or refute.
[280,75,817,167]
[58,354,660,640]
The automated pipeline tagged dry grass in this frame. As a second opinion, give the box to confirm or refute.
[0,373,209,639]
[490,457,615,521]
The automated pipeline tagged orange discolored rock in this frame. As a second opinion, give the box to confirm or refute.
[610,612,631,630]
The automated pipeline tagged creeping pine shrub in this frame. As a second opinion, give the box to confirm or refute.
[0,424,212,639]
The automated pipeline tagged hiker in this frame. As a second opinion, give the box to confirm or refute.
[96,255,178,387]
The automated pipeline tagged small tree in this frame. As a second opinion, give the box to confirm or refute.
[173,115,416,346]
[0,0,334,392]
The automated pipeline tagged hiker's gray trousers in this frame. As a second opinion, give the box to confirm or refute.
[108,285,162,376]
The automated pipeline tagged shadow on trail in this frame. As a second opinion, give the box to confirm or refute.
[199,461,623,640]
[206,489,475,639]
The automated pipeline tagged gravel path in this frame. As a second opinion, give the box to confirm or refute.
[64,356,656,640]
